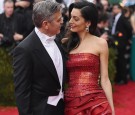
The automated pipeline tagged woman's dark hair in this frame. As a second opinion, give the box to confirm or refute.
[63,1,98,52]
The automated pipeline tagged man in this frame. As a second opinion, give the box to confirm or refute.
[13,0,34,39]
[13,1,66,115]
[0,0,24,50]
[111,3,132,84]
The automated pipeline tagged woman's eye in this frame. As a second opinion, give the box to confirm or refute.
[74,18,79,21]
[70,15,79,21]
[72,17,79,21]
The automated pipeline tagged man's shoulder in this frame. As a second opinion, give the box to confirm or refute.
[17,31,36,49]
[0,13,4,16]
[0,13,5,19]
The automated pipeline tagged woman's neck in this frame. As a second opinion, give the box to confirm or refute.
[78,31,91,41]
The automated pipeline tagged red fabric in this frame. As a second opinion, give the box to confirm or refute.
[65,93,112,115]
[65,53,102,98]
[65,53,112,115]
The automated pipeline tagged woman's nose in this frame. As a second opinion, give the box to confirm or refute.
[69,18,73,23]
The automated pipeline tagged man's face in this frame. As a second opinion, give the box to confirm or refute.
[4,2,14,17]
[113,6,120,15]
[101,0,109,11]
[46,11,63,36]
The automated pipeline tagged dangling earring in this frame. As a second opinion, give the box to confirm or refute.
[85,26,89,32]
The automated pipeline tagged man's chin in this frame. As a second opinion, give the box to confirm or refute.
[56,30,61,34]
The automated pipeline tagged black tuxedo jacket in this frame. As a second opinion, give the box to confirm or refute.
[13,30,67,115]
[115,15,132,46]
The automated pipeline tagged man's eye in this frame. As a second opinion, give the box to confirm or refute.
[58,17,63,22]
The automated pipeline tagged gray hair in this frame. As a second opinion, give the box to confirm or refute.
[32,0,62,28]
[4,0,14,4]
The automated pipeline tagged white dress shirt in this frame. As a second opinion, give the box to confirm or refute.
[111,13,122,35]
[35,27,63,106]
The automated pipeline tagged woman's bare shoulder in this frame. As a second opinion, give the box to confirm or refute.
[93,36,108,53]
[95,36,108,46]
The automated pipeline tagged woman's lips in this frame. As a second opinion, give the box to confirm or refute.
[70,25,76,29]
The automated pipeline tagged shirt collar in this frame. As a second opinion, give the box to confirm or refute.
[35,27,56,43]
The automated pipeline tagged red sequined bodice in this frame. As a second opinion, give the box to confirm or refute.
[65,53,103,97]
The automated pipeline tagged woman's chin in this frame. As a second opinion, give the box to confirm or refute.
[70,29,77,32]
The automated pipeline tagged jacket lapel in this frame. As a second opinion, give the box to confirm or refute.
[31,31,59,83]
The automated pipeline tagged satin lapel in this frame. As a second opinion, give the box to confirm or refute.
[32,31,59,83]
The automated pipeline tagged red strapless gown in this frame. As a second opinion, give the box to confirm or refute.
[64,53,112,115]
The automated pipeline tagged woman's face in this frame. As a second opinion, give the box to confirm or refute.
[69,8,89,33]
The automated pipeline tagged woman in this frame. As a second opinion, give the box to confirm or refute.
[63,1,114,115]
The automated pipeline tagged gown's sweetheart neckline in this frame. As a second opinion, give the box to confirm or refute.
[69,53,99,57]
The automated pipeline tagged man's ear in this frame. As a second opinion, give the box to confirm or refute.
[42,21,49,29]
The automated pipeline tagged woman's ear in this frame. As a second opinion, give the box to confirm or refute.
[86,21,91,27]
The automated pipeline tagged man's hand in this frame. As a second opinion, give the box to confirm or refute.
[61,38,68,44]
[0,33,3,39]
[15,1,30,8]
[14,33,23,41]
[100,32,108,41]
